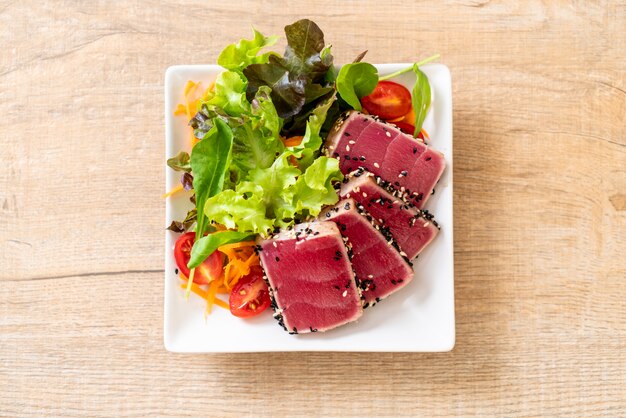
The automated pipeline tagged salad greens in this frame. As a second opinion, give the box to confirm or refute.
[217,28,278,71]
[189,118,233,258]
[411,64,432,138]
[168,18,438,270]
[336,62,378,111]
[188,230,255,269]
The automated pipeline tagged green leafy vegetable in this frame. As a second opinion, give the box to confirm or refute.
[238,153,301,221]
[166,151,191,172]
[289,93,336,169]
[166,209,197,233]
[205,71,249,116]
[217,28,278,71]
[188,230,255,269]
[189,117,233,268]
[190,85,284,182]
[204,189,274,234]
[336,62,378,111]
[243,19,333,120]
[283,19,331,82]
[411,64,431,138]
[290,156,343,217]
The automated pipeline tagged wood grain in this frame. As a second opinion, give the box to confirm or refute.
[0,1,624,416]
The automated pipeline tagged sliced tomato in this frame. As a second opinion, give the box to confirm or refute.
[229,266,271,318]
[174,232,224,285]
[361,81,412,120]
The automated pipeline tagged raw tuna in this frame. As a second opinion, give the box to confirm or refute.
[257,221,362,334]
[324,111,445,208]
[339,174,439,260]
[319,199,414,307]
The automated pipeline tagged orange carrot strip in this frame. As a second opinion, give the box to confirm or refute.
[162,184,184,199]
[282,136,304,147]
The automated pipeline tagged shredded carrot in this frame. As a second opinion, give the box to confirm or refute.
[282,135,304,147]
[178,274,229,310]
[205,279,221,314]
[162,183,184,199]
[173,79,216,149]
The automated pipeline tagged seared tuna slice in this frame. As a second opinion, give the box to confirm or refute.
[324,110,445,208]
[319,199,414,307]
[257,221,362,334]
[339,175,439,260]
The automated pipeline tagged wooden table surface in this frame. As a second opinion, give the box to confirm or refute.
[1,1,624,416]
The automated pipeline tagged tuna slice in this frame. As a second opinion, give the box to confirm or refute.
[339,175,439,260]
[257,221,362,334]
[319,199,414,307]
[324,110,446,208]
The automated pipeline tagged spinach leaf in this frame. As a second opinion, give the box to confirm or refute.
[217,28,278,71]
[411,64,431,138]
[188,231,255,269]
[336,62,378,111]
[166,151,191,172]
[189,117,233,268]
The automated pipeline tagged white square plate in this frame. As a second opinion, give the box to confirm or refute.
[164,64,454,352]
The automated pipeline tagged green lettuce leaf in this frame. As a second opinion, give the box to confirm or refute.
[204,189,274,234]
[217,28,278,71]
[239,153,301,221]
[290,156,343,217]
[289,93,336,169]
[205,71,249,116]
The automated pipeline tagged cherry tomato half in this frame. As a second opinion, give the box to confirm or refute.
[229,266,271,318]
[361,81,412,120]
[174,232,224,285]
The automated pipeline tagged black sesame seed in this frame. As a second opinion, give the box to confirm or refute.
[359,156,366,161]
[352,157,358,161]
[426,156,432,161]
[344,132,351,137]
[174,268,179,274]
[325,212,331,218]
[344,155,350,160]
[344,202,351,210]
[275,256,280,262]
[413,147,417,154]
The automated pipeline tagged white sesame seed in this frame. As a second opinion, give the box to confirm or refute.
[423,222,430,227]
[273,242,277,248]
[362,192,368,197]
[368,274,374,278]
[385,131,391,137]
[349,140,355,145]
[346,193,351,198]
[398,174,403,178]
[374,162,380,168]
[400,251,408,257]
[346,145,351,152]
[342,290,348,297]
